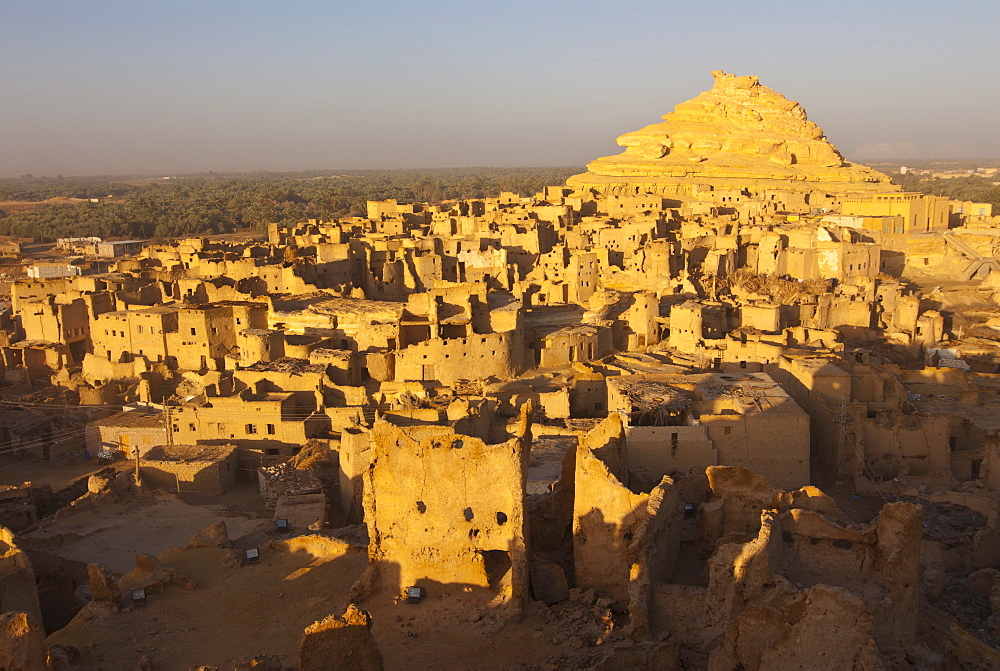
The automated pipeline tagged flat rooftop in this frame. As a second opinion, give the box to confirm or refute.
[88,410,165,429]
[610,372,804,417]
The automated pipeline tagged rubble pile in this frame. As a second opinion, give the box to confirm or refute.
[258,464,323,510]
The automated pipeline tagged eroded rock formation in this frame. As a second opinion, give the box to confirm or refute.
[568,70,894,197]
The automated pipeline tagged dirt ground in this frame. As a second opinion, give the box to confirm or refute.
[47,543,369,669]
[25,495,262,573]
[46,536,608,670]
[0,453,109,492]
[364,590,584,671]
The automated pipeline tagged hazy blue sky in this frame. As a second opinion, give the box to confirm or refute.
[2,0,998,176]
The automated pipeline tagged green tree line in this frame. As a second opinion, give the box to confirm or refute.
[888,172,1000,211]
[0,167,581,241]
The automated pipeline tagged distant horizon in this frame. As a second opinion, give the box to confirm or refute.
[2,1,996,180]
[4,157,1000,183]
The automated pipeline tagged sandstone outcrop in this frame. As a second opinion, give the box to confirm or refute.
[567,70,895,198]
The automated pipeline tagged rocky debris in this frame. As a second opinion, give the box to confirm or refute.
[0,611,47,671]
[258,463,322,510]
[932,567,997,648]
[86,563,121,610]
[529,556,570,606]
[233,654,282,670]
[902,496,987,548]
[119,554,197,594]
[220,548,244,569]
[540,588,618,649]
[187,521,232,549]
[86,468,136,503]
[299,604,383,671]
[595,640,679,670]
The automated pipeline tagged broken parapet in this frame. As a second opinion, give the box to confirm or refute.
[299,604,383,671]
[699,465,847,543]
[572,414,682,638]
[352,404,532,609]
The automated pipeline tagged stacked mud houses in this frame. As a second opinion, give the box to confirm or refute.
[2,72,1000,668]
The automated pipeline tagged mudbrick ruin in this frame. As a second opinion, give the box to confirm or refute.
[2,72,1000,669]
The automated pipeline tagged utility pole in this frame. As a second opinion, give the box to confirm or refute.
[165,404,173,446]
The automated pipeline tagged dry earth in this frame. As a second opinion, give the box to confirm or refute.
[26,495,261,573]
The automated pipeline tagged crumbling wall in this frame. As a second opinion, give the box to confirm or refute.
[393,330,526,384]
[0,527,43,629]
[359,405,532,605]
[299,604,383,671]
[698,465,845,543]
[869,501,923,648]
[696,510,887,670]
[860,412,950,478]
[338,428,370,525]
[138,445,237,495]
[0,611,47,671]
[696,467,923,651]
[572,414,681,635]
[703,511,785,644]
[709,581,884,671]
